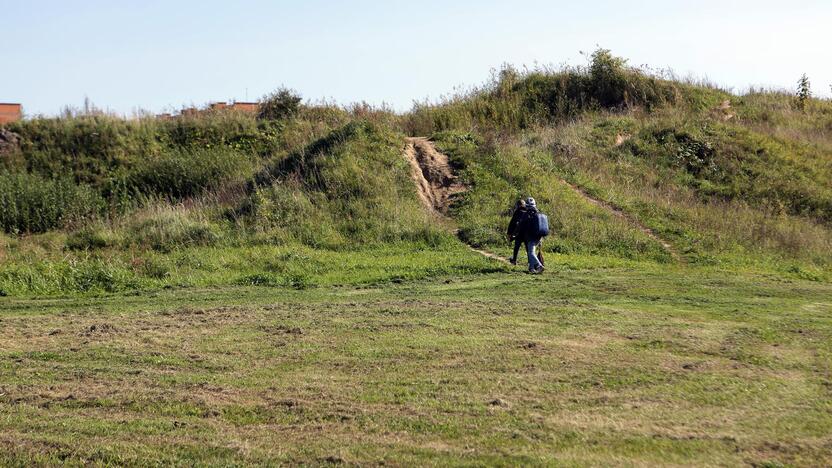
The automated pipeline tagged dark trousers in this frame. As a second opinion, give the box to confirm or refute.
[512,238,544,265]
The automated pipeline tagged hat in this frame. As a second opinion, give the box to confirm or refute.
[525,197,536,208]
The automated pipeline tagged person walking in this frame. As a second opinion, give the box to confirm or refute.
[507,198,545,268]
[507,199,527,265]
[518,197,549,274]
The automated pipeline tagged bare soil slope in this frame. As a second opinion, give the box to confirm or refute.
[404,137,465,215]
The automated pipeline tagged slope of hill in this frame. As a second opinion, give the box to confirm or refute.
[2,50,832,466]
[0,49,830,295]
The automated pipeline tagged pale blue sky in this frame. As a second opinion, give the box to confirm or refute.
[3,0,831,116]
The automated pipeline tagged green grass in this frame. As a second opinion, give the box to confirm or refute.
[0,172,104,233]
[0,237,505,297]
[2,48,831,465]
[432,130,673,262]
[1,267,830,465]
[2,49,830,287]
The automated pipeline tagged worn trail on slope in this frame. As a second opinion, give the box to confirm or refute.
[404,137,465,216]
[404,138,510,264]
[558,181,683,262]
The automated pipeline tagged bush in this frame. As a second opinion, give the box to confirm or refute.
[132,255,170,279]
[0,172,104,234]
[161,111,278,153]
[65,259,137,293]
[128,147,253,199]
[247,182,344,247]
[587,48,630,108]
[258,87,302,121]
[796,74,811,111]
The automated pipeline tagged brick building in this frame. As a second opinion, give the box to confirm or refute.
[229,102,259,113]
[210,102,260,114]
[163,101,261,120]
[0,103,22,124]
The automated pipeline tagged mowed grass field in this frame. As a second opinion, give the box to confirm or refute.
[2,259,830,466]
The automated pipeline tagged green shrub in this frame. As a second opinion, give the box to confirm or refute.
[796,74,811,111]
[247,182,344,248]
[161,111,278,153]
[587,48,630,107]
[0,172,104,234]
[64,259,137,293]
[132,255,171,279]
[258,87,302,121]
[129,148,254,199]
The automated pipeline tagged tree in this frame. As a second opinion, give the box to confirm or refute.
[587,48,629,108]
[796,74,811,111]
[258,87,302,120]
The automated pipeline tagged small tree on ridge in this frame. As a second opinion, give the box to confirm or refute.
[796,74,811,111]
[258,87,303,120]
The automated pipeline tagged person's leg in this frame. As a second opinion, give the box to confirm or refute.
[526,239,542,272]
[536,239,544,266]
[511,238,522,264]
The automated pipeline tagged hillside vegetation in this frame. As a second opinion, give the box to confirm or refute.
[3,50,832,467]
[1,49,831,295]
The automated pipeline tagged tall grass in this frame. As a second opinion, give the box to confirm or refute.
[248,121,448,247]
[128,147,255,200]
[1,50,831,297]
[123,205,223,253]
[432,131,672,262]
[0,172,104,233]
[402,49,689,137]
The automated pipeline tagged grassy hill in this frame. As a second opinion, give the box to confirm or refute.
[1,50,830,296]
[2,50,832,465]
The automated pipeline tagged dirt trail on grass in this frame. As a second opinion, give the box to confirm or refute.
[404,137,465,215]
[404,138,510,264]
[559,180,683,262]
[404,137,681,264]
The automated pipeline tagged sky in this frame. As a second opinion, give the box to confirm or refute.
[3,0,831,117]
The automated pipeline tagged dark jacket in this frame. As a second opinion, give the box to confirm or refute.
[518,207,540,241]
[507,207,527,239]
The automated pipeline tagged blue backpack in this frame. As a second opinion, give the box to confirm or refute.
[524,211,550,238]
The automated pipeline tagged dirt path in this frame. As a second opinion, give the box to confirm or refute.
[404,137,465,216]
[404,138,510,264]
[403,137,681,264]
[559,181,683,262]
